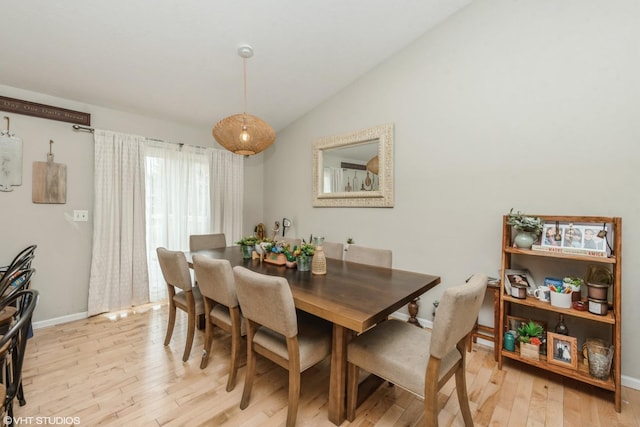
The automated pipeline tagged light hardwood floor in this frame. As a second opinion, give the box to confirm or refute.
[15,303,640,426]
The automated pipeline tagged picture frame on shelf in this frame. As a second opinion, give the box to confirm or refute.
[504,268,537,296]
[547,333,578,370]
[534,222,609,257]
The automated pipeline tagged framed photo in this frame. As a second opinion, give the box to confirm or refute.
[547,333,578,369]
[505,315,547,338]
[539,223,607,255]
[504,269,537,296]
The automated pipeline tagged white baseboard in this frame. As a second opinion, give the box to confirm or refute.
[32,311,88,330]
[622,375,640,391]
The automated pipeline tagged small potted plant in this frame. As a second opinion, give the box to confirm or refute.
[517,321,544,360]
[236,235,259,259]
[507,209,544,249]
[262,240,288,266]
[563,276,584,301]
[294,242,315,271]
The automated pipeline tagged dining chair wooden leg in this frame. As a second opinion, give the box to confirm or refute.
[200,321,213,369]
[346,362,359,421]
[240,322,257,410]
[226,307,242,391]
[455,342,473,427]
[183,302,196,362]
[200,299,214,369]
[164,300,176,346]
[424,360,440,427]
[286,337,301,427]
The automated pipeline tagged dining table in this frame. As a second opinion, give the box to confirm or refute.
[186,246,440,425]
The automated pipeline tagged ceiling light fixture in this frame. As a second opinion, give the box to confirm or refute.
[213,45,275,156]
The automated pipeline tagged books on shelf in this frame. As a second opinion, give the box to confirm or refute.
[504,268,537,296]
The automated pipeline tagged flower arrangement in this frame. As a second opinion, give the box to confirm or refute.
[563,276,583,291]
[263,240,288,254]
[236,235,259,246]
[506,209,544,235]
[294,242,315,257]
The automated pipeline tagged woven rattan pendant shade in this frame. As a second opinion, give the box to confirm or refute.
[213,45,276,156]
[213,114,275,156]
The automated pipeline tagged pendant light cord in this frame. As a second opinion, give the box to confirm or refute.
[242,57,248,117]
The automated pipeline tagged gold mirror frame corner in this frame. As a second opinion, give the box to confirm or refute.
[312,123,394,208]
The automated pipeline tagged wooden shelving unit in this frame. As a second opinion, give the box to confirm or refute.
[498,215,622,412]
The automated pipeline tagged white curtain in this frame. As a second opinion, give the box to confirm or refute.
[88,130,149,316]
[209,149,243,247]
[324,167,343,193]
[144,142,242,302]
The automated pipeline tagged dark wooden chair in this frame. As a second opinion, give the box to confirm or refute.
[0,289,38,425]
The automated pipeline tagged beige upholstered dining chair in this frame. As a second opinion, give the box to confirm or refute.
[321,241,344,260]
[346,273,488,426]
[192,255,246,390]
[344,244,392,268]
[156,247,204,362]
[233,266,332,427]
[189,233,227,252]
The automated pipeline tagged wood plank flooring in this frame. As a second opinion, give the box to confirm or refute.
[14,303,640,426]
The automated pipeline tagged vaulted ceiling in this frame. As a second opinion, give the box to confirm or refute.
[1,1,470,132]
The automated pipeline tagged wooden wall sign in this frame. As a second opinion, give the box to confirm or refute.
[0,95,91,126]
[32,140,67,204]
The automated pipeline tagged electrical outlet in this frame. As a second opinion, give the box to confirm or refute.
[73,210,89,222]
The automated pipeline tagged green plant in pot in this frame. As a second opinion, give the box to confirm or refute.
[293,242,315,271]
[236,235,259,259]
[507,209,543,249]
[517,321,543,345]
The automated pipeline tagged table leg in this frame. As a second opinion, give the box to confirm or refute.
[328,324,347,425]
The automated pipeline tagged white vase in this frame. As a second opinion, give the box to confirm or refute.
[514,232,534,249]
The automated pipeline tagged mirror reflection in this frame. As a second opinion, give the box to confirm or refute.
[322,141,379,193]
[312,123,393,208]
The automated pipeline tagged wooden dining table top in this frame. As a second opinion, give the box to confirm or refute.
[186,246,441,333]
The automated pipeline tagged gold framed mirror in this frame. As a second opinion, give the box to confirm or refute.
[312,123,393,207]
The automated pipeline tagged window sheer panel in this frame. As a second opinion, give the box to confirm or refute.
[145,142,213,302]
[209,150,243,247]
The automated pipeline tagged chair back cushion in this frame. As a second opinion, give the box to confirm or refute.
[192,256,238,308]
[344,245,392,268]
[156,247,193,292]
[189,233,227,252]
[322,241,344,260]
[429,273,488,359]
[233,266,298,338]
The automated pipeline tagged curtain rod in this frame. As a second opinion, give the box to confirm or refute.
[71,124,214,150]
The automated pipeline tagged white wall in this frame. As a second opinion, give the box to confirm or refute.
[260,0,640,381]
[0,84,263,322]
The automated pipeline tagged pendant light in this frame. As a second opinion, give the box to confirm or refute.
[213,45,275,156]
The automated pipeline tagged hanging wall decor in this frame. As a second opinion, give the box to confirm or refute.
[0,95,90,126]
[0,116,23,192]
[32,139,67,204]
